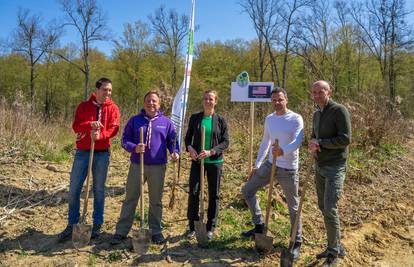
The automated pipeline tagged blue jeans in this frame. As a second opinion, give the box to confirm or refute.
[315,163,346,256]
[68,149,110,225]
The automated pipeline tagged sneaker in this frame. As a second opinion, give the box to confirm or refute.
[316,245,347,259]
[292,241,301,261]
[152,233,166,244]
[321,254,339,267]
[186,230,195,239]
[110,234,127,245]
[207,231,214,240]
[91,224,102,239]
[57,225,73,242]
[241,223,264,238]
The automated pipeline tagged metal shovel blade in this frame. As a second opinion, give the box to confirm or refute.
[194,220,208,245]
[280,247,294,267]
[255,233,274,253]
[132,228,152,255]
[72,223,92,249]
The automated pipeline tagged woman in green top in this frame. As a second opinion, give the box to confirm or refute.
[184,90,230,239]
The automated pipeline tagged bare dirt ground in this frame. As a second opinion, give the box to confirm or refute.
[0,137,413,266]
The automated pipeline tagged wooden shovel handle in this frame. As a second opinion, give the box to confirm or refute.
[289,181,308,247]
[140,127,145,229]
[264,139,278,233]
[199,126,205,221]
[80,135,94,223]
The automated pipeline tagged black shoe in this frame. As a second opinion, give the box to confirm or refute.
[91,224,102,239]
[57,225,73,242]
[241,223,264,238]
[316,245,347,259]
[110,234,127,245]
[152,233,166,244]
[321,254,339,267]
[292,241,301,261]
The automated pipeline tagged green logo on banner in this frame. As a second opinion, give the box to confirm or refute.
[237,71,249,87]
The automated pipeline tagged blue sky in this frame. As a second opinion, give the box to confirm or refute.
[1,0,413,57]
[0,0,256,56]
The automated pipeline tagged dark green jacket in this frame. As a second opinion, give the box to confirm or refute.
[312,100,351,166]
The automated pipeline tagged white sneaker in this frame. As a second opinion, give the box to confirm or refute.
[207,231,213,240]
[186,230,195,239]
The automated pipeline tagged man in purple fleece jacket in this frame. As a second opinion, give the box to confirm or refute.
[112,91,179,245]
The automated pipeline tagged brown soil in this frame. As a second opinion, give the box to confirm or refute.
[0,138,413,267]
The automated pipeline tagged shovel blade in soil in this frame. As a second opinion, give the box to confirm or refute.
[254,233,273,253]
[194,221,208,245]
[280,248,294,267]
[132,228,151,255]
[72,223,92,249]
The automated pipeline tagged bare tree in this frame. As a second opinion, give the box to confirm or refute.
[351,0,413,104]
[12,8,59,110]
[277,0,311,89]
[149,6,188,91]
[59,0,109,100]
[240,0,277,82]
[113,20,150,106]
[295,0,335,81]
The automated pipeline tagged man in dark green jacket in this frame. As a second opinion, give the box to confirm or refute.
[308,80,351,267]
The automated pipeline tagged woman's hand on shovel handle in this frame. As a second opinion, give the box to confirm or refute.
[187,146,198,161]
[170,152,179,162]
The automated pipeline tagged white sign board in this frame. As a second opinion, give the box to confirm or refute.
[230,82,274,102]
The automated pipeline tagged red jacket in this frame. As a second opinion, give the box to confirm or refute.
[72,93,120,150]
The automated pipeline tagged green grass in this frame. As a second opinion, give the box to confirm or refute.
[87,253,97,266]
[106,250,122,263]
[40,145,71,162]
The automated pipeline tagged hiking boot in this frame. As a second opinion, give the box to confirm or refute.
[316,245,347,259]
[152,233,166,244]
[110,234,127,245]
[292,241,301,261]
[91,224,102,239]
[321,254,339,267]
[241,223,264,238]
[57,224,73,242]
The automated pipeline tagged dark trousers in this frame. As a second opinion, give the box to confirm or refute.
[187,161,222,231]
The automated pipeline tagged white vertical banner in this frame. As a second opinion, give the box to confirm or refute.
[171,0,195,148]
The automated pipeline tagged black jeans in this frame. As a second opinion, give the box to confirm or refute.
[187,161,222,231]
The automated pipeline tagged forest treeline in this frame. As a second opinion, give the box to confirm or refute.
[0,0,413,121]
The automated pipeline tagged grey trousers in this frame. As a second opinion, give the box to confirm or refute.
[115,163,166,236]
[241,160,302,242]
[315,163,346,256]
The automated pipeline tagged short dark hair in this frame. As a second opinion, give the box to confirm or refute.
[96,77,112,89]
[143,90,161,101]
[271,87,287,97]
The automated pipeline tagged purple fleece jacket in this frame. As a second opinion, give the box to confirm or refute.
[121,109,178,164]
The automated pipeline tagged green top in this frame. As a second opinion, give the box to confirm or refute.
[202,115,223,164]
[312,100,351,166]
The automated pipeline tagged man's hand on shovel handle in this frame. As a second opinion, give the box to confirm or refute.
[272,142,284,157]
[135,143,146,154]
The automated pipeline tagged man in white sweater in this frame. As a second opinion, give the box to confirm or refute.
[241,88,304,260]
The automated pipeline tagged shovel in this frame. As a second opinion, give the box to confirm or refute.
[72,137,94,249]
[255,139,279,253]
[168,138,178,209]
[195,126,208,245]
[132,127,152,254]
[280,164,310,266]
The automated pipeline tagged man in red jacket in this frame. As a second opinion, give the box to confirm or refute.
[58,77,120,241]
